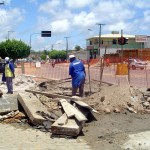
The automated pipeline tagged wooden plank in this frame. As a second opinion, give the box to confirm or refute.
[17,93,49,125]
[51,113,82,136]
[25,89,80,100]
[92,79,115,86]
[59,99,87,122]
[22,74,60,81]
[52,80,71,85]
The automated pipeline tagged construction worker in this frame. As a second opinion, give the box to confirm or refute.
[4,57,15,94]
[69,54,86,97]
[106,58,110,66]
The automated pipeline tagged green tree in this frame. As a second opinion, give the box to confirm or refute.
[49,50,66,60]
[75,45,81,51]
[0,39,30,60]
[41,54,46,60]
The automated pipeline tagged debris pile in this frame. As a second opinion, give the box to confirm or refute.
[1,75,150,137]
[17,92,97,137]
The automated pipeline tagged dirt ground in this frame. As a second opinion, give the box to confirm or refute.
[30,77,150,149]
[2,75,150,149]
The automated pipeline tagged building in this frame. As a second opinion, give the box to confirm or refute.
[86,31,150,59]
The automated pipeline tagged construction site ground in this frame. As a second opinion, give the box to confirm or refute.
[1,63,150,150]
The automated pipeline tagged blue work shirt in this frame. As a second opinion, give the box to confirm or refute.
[69,59,85,88]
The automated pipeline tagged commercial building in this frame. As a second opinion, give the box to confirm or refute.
[86,31,150,59]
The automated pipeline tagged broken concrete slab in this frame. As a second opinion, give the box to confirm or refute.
[0,94,18,115]
[59,99,74,118]
[60,99,87,122]
[51,113,82,136]
[17,92,49,125]
[71,100,99,114]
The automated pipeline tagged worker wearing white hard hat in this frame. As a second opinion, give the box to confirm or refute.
[4,57,15,94]
[69,54,86,97]
[5,57,9,62]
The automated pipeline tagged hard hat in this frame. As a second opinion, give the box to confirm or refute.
[5,57,9,61]
[69,54,75,59]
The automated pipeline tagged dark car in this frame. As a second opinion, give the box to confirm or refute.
[0,62,5,73]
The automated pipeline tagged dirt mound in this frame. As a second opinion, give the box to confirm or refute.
[83,84,144,113]
[34,79,147,113]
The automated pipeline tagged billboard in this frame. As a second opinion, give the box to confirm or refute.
[135,35,147,42]
[41,31,51,37]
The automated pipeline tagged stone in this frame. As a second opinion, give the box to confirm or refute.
[0,90,3,97]
[104,108,111,114]
[51,113,82,136]
[0,94,18,114]
[113,108,120,113]
[17,92,49,125]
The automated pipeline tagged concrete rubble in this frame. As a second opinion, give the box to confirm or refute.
[1,75,150,138]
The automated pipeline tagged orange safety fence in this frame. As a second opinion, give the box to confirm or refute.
[15,62,150,89]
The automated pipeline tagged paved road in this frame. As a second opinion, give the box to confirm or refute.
[0,123,91,150]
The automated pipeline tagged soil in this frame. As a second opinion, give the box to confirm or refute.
[2,75,150,149]
[32,78,150,149]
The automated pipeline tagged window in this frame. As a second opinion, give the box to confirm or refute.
[90,41,92,45]
[112,39,117,44]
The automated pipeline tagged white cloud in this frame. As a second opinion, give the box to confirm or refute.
[51,19,70,33]
[93,1,135,23]
[73,11,96,27]
[37,17,70,34]
[133,0,150,9]
[39,0,61,14]
[65,0,92,8]
[0,8,24,39]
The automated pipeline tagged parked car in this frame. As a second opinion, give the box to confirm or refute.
[0,62,5,73]
[125,58,147,70]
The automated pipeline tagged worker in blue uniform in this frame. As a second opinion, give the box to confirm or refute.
[69,55,86,97]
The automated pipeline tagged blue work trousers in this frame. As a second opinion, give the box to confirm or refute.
[6,77,13,93]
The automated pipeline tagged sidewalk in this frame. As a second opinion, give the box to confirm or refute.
[0,123,91,150]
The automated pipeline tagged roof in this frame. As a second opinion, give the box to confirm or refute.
[87,34,135,40]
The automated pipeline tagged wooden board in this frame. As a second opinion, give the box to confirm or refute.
[25,89,80,101]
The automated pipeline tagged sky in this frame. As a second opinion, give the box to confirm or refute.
[0,0,150,51]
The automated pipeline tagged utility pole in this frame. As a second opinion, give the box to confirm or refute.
[121,29,123,62]
[64,37,69,61]
[96,23,105,91]
[96,23,105,56]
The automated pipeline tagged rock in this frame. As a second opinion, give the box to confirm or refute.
[126,107,137,113]
[147,97,150,102]
[0,90,3,98]
[143,102,149,107]
[100,96,105,102]
[104,108,111,114]
[113,108,120,113]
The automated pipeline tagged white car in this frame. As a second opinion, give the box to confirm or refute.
[125,59,147,70]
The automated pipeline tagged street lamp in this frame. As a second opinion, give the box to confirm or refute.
[29,32,40,67]
[29,33,40,48]
[64,37,69,61]
[8,31,15,40]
